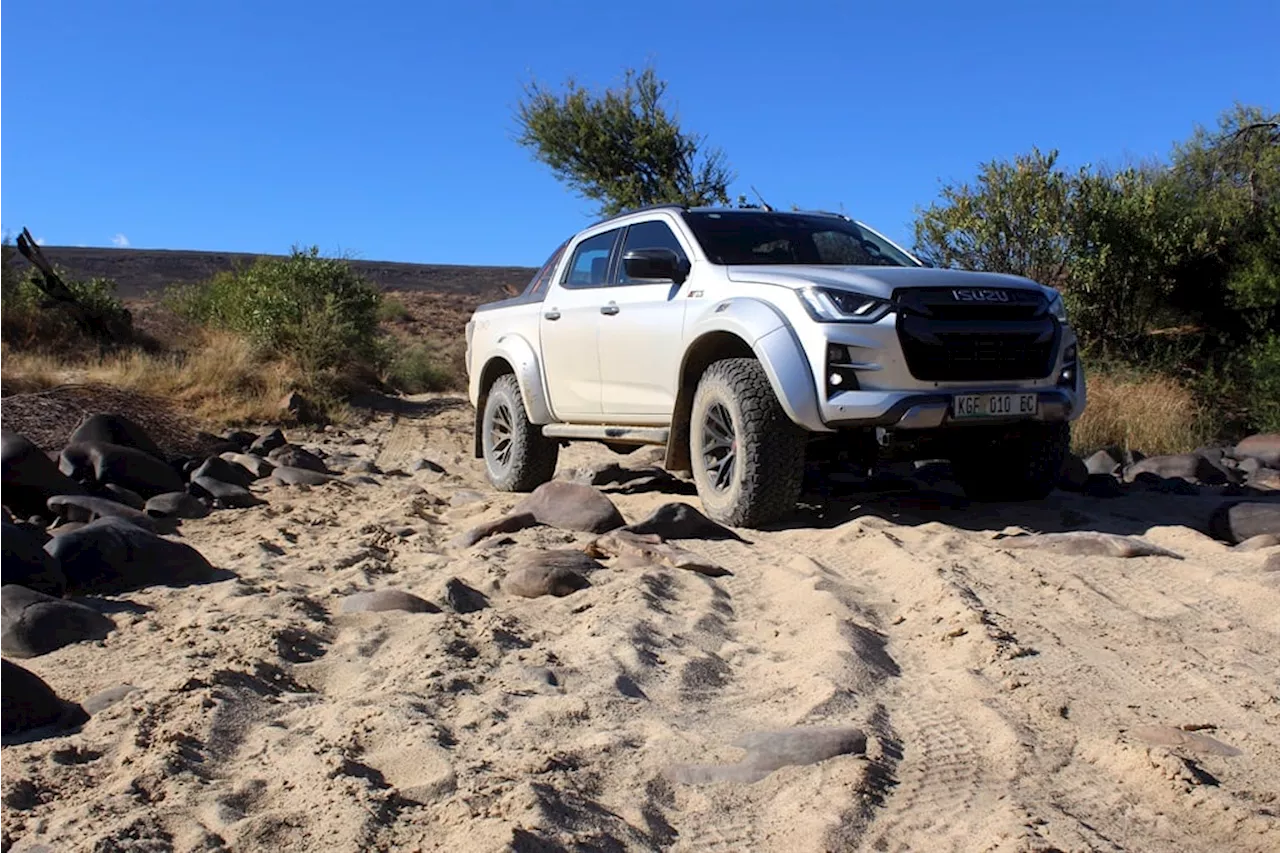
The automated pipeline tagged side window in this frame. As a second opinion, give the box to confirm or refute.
[617,220,688,284]
[563,229,620,288]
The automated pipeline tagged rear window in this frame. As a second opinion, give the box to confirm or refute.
[524,241,568,297]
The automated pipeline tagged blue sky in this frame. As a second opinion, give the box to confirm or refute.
[2,0,1276,266]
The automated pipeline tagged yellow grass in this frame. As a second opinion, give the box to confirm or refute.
[1073,370,1210,456]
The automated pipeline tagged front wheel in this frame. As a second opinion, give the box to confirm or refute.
[481,374,559,491]
[950,421,1070,501]
[689,358,807,528]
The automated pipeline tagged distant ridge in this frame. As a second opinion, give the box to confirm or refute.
[15,246,538,299]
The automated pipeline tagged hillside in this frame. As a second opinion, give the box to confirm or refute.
[19,246,538,300]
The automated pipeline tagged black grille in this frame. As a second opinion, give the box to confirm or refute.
[895,287,1058,381]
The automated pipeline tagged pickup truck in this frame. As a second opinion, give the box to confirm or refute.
[465,205,1086,527]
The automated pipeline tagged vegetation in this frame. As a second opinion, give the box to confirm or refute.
[915,105,1280,438]
[516,65,732,217]
[1071,370,1211,456]
[385,342,455,394]
[1,241,133,352]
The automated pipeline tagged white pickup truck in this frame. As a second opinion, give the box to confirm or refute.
[465,205,1086,527]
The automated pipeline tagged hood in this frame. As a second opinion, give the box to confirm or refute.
[724,265,1053,299]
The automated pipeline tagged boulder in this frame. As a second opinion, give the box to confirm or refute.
[100,483,146,510]
[221,452,275,480]
[1,658,88,740]
[45,516,218,594]
[503,550,598,598]
[2,584,115,658]
[144,491,210,520]
[59,441,185,498]
[1249,468,1280,491]
[189,476,266,509]
[268,445,329,473]
[443,577,490,613]
[1084,449,1121,476]
[512,481,625,534]
[341,589,441,614]
[224,430,259,450]
[1124,454,1227,485]
[68,413,164,461]
[272,466,335,486]
[450,513,539,549]
[192,456,257,489]
[47,494,176,534]
[1209,502,1280,545]
[412,458,446,474]
[2,520,67,597]
[1057,454,1090,492]
[279,390,321,423]
[1233,434,1280,468]
[2,430,88,520]
[249,428,287,456]
[995,531,1182,559]
[622,502,744,541]
[1083,473,1126,498]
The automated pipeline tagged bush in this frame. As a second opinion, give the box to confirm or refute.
[1072,370,1212,456]
[170,246,383,374]
[377,297,412,323]
[385,342,455,393]
[1,249,132,351]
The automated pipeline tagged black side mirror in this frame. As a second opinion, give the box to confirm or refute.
[623,248,689,284]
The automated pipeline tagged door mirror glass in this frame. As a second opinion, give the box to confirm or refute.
[622,248,689,284]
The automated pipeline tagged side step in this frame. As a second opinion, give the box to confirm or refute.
[541,424,670,446]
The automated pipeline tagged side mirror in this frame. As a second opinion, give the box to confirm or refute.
[623,248,689,284]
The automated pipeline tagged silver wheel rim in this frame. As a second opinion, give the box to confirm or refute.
[488,402,514,470]
[701,402,736,493]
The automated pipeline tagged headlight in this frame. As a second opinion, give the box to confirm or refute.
[797,287,891,323]
[1047,292,1068,322]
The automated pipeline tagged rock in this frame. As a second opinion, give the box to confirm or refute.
[59,441,185,498]
[249,428,286,456]
[559,462,655,488]
[46,516,218,594]
[1250,468,1280,491]
[1084,473,1125,498]
[47,494,177,534]
[341,589,441,614]
[267,445,329,473]
[348,459,381,474]
[588,530,732,577]
[1058,454,1090,492]
[443,578,490,613]
[412,458,446,474]
[503,550,598,598]
[1124,454,1227,485]
[449,489,488,507]
[995,531,1183,559]
[1,659,88,740]
[272,466,336,486]
[192,456,257,489]
[2,430,88,520]
[224,429,259,450]
[1131,473,1202,496]
[144,491,211,520]
[48,522,86,537]
[100,483,146,510]
[220,452,275,480]
[450,513,539,548]
[1209,502,1280,545]
[2,585,115,658]
[1235,533,1280,550]
[665,726,867,785]
[68,413,163,461]
[280,390,322,423]
[189,476,266,509]
[345,475,380,487]
[622,503,744,541]
[82,684,138,714]
[1130,725,1242,757]
[2,520,67,597]
[1233,434,1280,468]
[512,481,625,533]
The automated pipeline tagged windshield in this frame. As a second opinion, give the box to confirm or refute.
[681,211,918,267]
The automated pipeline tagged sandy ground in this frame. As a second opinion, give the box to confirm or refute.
[3,396,1278,852]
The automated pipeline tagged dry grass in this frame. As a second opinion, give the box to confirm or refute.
[1073,370,1211,456]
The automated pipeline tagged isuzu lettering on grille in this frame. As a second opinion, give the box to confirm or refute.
[951,288,1010,302]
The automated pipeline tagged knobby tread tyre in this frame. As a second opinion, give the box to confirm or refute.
[690,358,807,528]
[482,374,558,492]
[951,421,1070,501]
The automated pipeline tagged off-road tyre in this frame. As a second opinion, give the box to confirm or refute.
[481,374,559,491]
[689,358,807,527]
[950,421,1070,501]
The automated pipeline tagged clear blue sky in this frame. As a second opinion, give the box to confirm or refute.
[2,0,1276,266]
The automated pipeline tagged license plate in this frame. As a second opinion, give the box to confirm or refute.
[952,393,1038,419]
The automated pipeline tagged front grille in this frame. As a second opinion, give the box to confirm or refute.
[895,287,1058,381]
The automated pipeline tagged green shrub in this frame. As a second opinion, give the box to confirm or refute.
[170,246,383,374]
[1240,334,1280,433]
[385,342,455,393]
[1,248,132,350]
[377,296,412,323]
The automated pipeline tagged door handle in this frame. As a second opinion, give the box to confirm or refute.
[600,303,620,316]
[544,309,561,321]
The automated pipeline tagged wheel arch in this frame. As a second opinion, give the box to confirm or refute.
[472,337,553,458]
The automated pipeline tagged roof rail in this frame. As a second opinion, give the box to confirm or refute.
[586,203,687,229]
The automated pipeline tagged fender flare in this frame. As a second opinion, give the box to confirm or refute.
[471,334,555,458]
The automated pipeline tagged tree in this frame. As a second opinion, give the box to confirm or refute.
[515,66,733,217]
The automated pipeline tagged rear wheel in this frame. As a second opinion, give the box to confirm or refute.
[950,421,1070,501]
[689,358,807,527]
[481,374,558,491]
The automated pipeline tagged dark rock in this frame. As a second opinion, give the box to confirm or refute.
[996,531,1182,559]
[267,445,329,473]
[47,494,176,534]
[100,483,146,510]
[1083,473,1126,498]
[221,452,275,480]
[443,578,490,613]
[2,520,67,597]
[144,491,210,520]
[559,462,656,488]
[512,481,625,534]
[450,513,539,548]
[1209,502,1280,545]
[2,585,115,658]
[345,475,380,486]
[2,659,88,739]
[503,550,599,598]
[280,390,321,423]
[1131,473,1201,496]
[59,441,185,498]
[189,476,266,509]
[48,522,86,537]
[272,466,336,486]
[1233,434,1280,468]
[1239,457,1264,478]
[68,413,163,461]
[341,589,441,614]
[224,430,259,450]
[348,459,381,474]
[45,516,219,594]
[192,456,256,489]
[2,430,88,520]
[1124,454,1227,486]
[622,503,744,541]
[1058,454,1089,492]
[249,428,287,456]
[412,458,446,474]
